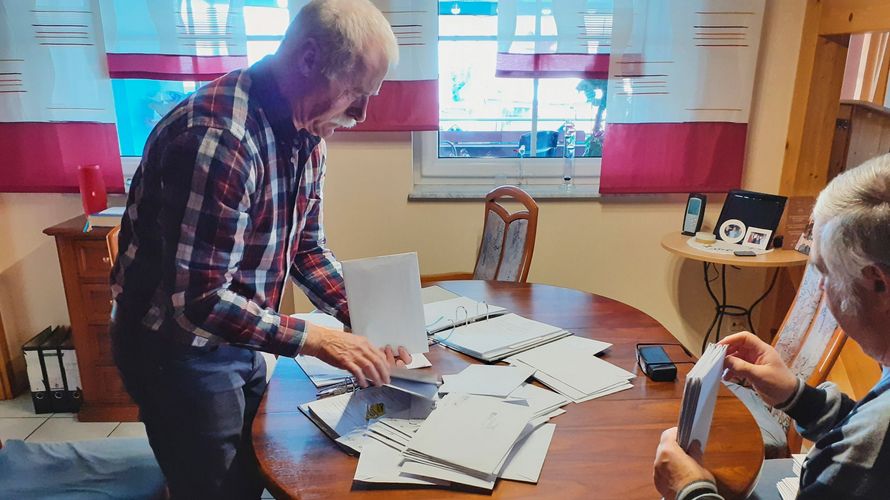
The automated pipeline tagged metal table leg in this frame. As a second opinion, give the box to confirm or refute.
[700,263,778,354]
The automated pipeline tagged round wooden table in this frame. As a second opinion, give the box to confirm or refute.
[253,281,764,499]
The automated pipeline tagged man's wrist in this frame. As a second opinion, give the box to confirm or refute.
[676,479,720,500]
[775,377,804,411]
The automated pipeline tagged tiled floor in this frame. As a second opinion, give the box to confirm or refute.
[0,393,273,498]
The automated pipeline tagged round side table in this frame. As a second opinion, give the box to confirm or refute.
[661,232,808,353]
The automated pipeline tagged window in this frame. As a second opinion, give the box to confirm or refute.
[414,1,606,195]
[112,0,287,174]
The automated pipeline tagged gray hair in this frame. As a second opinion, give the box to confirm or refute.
[813,154,890,312]
[284,0,399,80]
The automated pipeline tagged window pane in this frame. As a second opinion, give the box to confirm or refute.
[537,79,607,158]
[439,14,496,37]
[112,80,202,156]
[439,40,536,158]
[244,6,290,36]
[247,40,281,64]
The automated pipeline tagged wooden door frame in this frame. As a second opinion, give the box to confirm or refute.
[759,0,890,340]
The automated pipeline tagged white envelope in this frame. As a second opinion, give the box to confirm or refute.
[342,252,429,354]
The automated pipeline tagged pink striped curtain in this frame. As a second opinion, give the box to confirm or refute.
[496,0,611,79]
[599,0,766,194]
[0,0,123,193]
[99,0,249,81]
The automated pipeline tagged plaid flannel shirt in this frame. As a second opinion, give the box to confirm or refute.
[110,57,349,356]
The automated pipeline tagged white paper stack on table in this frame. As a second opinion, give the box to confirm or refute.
[351,383,566,489]
[439,364,535,397]
[424,296,508,334]
[677,343,727,453]
[432,313,572,362]
[505,336,634,403]
[399,393,555,490]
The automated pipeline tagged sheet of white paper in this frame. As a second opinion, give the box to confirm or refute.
[499,423,556,483]
[293,356,352,388]
[506,383,571,416]
[420,285,461,304]
[439,364,536,397]
[291,312,345,330]
[404,352,432,369]
[354,438,446,486]
[342,253,429,354]
[400,460,495,490]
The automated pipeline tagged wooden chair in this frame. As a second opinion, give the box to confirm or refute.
[727,263,848,457]
[421,185,539,285]
[106,224,121,266]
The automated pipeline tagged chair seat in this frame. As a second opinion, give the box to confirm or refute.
[0,437,165,499]
[726,382,789,459]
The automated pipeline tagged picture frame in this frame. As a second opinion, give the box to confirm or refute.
[718,219,747,244]
[743,227,772,250]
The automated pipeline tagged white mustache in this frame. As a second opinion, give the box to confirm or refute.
[332,116,357,128]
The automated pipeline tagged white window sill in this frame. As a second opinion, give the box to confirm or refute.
[408,183,601,201]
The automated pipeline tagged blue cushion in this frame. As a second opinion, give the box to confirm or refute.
[0,438,165,499]
[726,382,789,458]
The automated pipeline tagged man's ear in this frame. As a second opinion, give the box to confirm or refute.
[297,37,321,77]
[863,265,889,293]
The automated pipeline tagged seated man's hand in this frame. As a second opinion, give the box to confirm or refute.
[302,325,391,388]
[384,345,412,367]
[654,427,715,499]
[718,332,799,407]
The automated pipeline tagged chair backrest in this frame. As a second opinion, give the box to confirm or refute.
[771,263,846,386]
[472,186,539,283]
[767,263,849,453]
[106,225,121,267]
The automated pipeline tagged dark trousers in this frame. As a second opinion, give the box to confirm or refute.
[111,322,267,500]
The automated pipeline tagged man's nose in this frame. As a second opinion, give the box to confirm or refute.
[347,95,370,123]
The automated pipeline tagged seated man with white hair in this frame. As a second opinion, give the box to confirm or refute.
[110,1,411,498]
[654,155,890,499]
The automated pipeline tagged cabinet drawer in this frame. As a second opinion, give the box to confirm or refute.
[76,241,112,278]
[81,284,112,323]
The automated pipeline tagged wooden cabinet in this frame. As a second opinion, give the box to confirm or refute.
[830,100,890,181]
[44,216,138,422]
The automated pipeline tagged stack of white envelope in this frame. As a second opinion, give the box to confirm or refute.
[431,313,572,362]
[775,454,807,500]
[506,336,635,403]
[399,393,551,490]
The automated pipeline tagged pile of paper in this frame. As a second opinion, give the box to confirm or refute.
[349,383,567,489]
[424,296,508,334]
[677,343,727,453]
[399,393,551,490]
[776,454,806,500]
[432,313,571,362]
[505,336,634,403]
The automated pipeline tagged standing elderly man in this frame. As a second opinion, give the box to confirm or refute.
[109,1,411,498]
[654,155,890,499]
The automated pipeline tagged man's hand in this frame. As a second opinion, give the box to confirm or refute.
[654,427,715,499]
[718,332,799,407]
[384,345,412,367]
[301,324,391,388]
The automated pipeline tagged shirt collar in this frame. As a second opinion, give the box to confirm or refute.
[249,56,321,153]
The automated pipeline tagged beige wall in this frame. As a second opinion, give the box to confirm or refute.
[0,0,806,387]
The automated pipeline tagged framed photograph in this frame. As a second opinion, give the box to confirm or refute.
[743,227,772,250]
[718,219,747,244]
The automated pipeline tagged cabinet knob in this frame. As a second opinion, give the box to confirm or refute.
[102,256,110,264]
